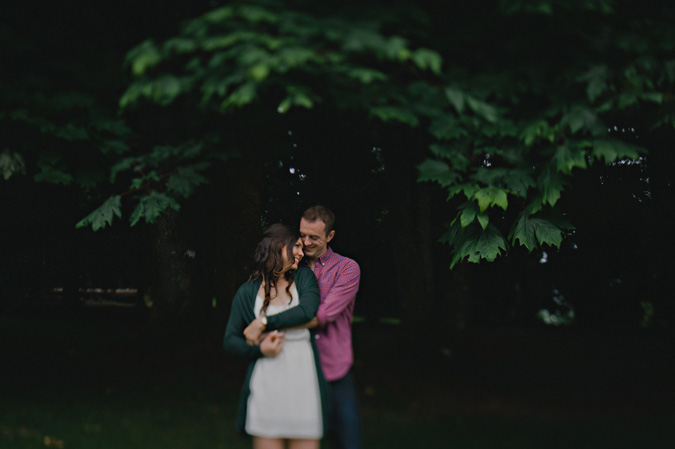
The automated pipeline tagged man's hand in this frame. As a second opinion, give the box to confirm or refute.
[260,331,285,358]
[244,317,266,345]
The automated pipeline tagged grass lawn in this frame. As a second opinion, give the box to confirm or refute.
[1,303,673,448]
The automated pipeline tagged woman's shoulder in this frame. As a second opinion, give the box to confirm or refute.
[294,267,318,292]
[295,266,316,280]
[235,278,260,298]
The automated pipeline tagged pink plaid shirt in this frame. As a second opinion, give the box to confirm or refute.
[304,246,360,382]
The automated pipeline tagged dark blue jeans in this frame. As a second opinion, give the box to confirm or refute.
[328,371,361,449]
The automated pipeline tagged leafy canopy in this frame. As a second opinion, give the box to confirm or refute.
[76,0,675,266]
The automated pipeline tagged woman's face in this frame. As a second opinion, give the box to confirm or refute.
[282,238,304,270]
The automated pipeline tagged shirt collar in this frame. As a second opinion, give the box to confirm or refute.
[315,246,334,265]
[301,246,333,267]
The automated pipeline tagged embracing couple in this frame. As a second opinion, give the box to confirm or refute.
[223,205,361,449]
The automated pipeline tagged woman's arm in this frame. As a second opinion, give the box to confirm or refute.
[223,283,263,359]
[267,267,320,328]
[284,317,319,331]
[244,268,319,343]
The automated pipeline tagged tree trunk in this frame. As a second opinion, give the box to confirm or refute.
[149,207,194,324]
[211,157,264,331]
[387,173,436,327]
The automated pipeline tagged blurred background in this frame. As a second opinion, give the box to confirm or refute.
[1,0,674,447]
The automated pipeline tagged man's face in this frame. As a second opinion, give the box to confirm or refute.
[300,218,334,260]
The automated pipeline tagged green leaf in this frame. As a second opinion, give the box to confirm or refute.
[346,67,388,84]
[561,106,598,134]
[203,6,235,23]
[525,196,544,215]
[532,218,565,248]
[445,87,465,113]
[221,83,257,110]
[665,60,675,83]
[447,183,479,201]
[76,195,122,231]
[503,168,535,198]
[202,35,246,52]
[130,192,181,226]
[579,65,609,102]
[75,168,105,189]
[382,36,410,61]
[475,225,507,262]
[167,165,210,197]
[56,123,89,141]
[617,93,638,109]
[370,106,419,126]
[537,165,565,207]
[130,177,144,190]
[277,87,316,113]
[429,117,468,141]
[411,48,442,74]
[446,222,507,268]
[127,40,162,76]
[554,144,588,174]
[417,159,461,187]
[239,5,278,23]
[473,186,508,212]
[476,211,489,230]
[110,158,136,183]
[521,120,555,146]
[472,166,508,185]
[510,212,537,251]
[465,96,498,123]
[459,203,477,227]
[101,140,130,155]
[0,151,26,180]
[153,76,183,105]
[248,63,270,81]
[276,47,318,69]
[510,213,565,252]
[591,139,643,164]
[429,143,470,171]
[164,37,198,54]
[639,92,664,104]
[34,165,74,185]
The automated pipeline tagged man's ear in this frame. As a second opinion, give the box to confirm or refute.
[326,230,335,243]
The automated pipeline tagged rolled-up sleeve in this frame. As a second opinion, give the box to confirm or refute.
[316,259,360,327]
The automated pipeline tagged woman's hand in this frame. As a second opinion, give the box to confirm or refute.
[259,331,285,358]
[244,317,266,345]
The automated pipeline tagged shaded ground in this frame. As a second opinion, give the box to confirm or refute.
[1,300,674,448]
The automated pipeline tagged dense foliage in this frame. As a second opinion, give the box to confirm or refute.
[100,0,674,266]
[3,0,673,270]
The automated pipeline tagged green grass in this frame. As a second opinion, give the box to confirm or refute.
[1,307,674,448]
[1,395,243,449]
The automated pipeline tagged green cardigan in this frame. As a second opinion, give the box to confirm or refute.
[223,267,330,436]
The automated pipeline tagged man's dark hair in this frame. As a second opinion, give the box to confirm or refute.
[302,205,335,235]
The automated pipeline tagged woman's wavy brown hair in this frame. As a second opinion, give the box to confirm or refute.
[249,223,299,316]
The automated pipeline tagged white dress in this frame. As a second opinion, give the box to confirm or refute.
[245,284,323,439]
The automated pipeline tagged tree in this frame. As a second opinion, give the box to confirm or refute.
[89,0,673,266]
[3,0,673,329]
[0,0,208,312]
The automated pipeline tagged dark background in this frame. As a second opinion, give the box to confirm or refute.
[1,1,674,447]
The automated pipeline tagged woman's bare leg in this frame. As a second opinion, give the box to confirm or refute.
[288,439,319,449]
[252,436,286,449]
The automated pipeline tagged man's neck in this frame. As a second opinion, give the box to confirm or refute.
[307,249,325,269]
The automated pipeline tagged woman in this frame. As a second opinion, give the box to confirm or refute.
[223,224,328,449]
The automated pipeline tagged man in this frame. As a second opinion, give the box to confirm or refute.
[244,205,361,449]
[299,205,361,449]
